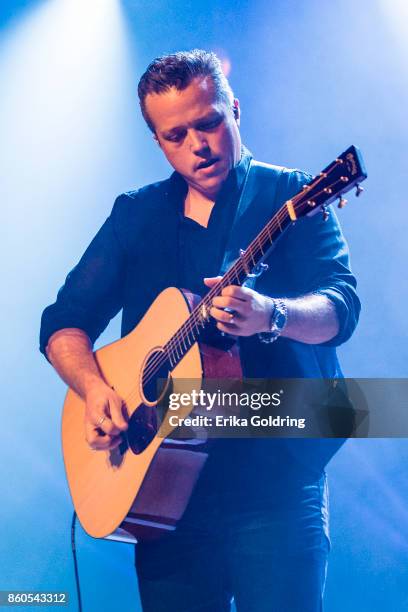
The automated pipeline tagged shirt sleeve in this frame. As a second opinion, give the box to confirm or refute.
[39,194,129,356]
[277,169,361,347]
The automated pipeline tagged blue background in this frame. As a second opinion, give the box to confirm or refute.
[1,0,407,610]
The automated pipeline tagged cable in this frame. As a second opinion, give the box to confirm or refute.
[70,511,83,612]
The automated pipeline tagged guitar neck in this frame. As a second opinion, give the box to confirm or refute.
[163,145,367,369]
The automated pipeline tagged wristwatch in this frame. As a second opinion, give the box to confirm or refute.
[258,298,288,344]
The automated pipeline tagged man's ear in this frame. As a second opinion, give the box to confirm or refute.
[232,98,240,125]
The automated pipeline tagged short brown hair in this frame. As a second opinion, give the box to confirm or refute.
[138,49,234,132]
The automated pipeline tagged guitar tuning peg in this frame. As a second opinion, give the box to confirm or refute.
[322,206,330,222]
[337,197,347,209]
[355,184,364,197]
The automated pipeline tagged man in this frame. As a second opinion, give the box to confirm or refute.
[40,50,360,611]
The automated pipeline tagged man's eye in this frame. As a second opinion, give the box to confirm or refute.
[166,132,185,143]
[198,118,222,131]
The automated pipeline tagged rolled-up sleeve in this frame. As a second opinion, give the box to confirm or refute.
[280,170,361,347]
[39,194,129,356]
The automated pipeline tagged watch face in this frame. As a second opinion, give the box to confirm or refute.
[275,311,285,330]
[271,303,287,333]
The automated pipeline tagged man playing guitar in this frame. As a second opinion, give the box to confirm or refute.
[40,50,361,611]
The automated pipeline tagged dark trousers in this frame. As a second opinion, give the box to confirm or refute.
[135,440,330,612]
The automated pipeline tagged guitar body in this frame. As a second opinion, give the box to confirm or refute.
[62,287,241,542]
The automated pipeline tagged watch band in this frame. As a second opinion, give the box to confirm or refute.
[258,298,288,344]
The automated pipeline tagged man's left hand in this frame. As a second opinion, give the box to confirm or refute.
[204,276,272,337]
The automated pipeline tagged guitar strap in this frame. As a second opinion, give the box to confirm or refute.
[219,159,286,284]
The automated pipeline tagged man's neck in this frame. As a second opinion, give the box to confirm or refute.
[184,188,217,228]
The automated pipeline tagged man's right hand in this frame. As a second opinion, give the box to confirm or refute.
[45,328,129,452]
[84,380,129,451]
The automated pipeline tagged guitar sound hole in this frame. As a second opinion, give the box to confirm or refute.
[124,349,172,455]
[141,349,171,405]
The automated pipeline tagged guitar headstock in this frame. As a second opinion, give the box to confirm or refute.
[295,145,368,218]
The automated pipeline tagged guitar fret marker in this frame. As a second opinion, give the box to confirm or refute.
[200,304,210,324]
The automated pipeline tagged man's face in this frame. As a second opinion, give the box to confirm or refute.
[145,77,241,199]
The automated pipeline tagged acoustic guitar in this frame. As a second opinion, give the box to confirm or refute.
[61,146,367,543]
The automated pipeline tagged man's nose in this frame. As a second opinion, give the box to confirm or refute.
[187,129,209,153]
